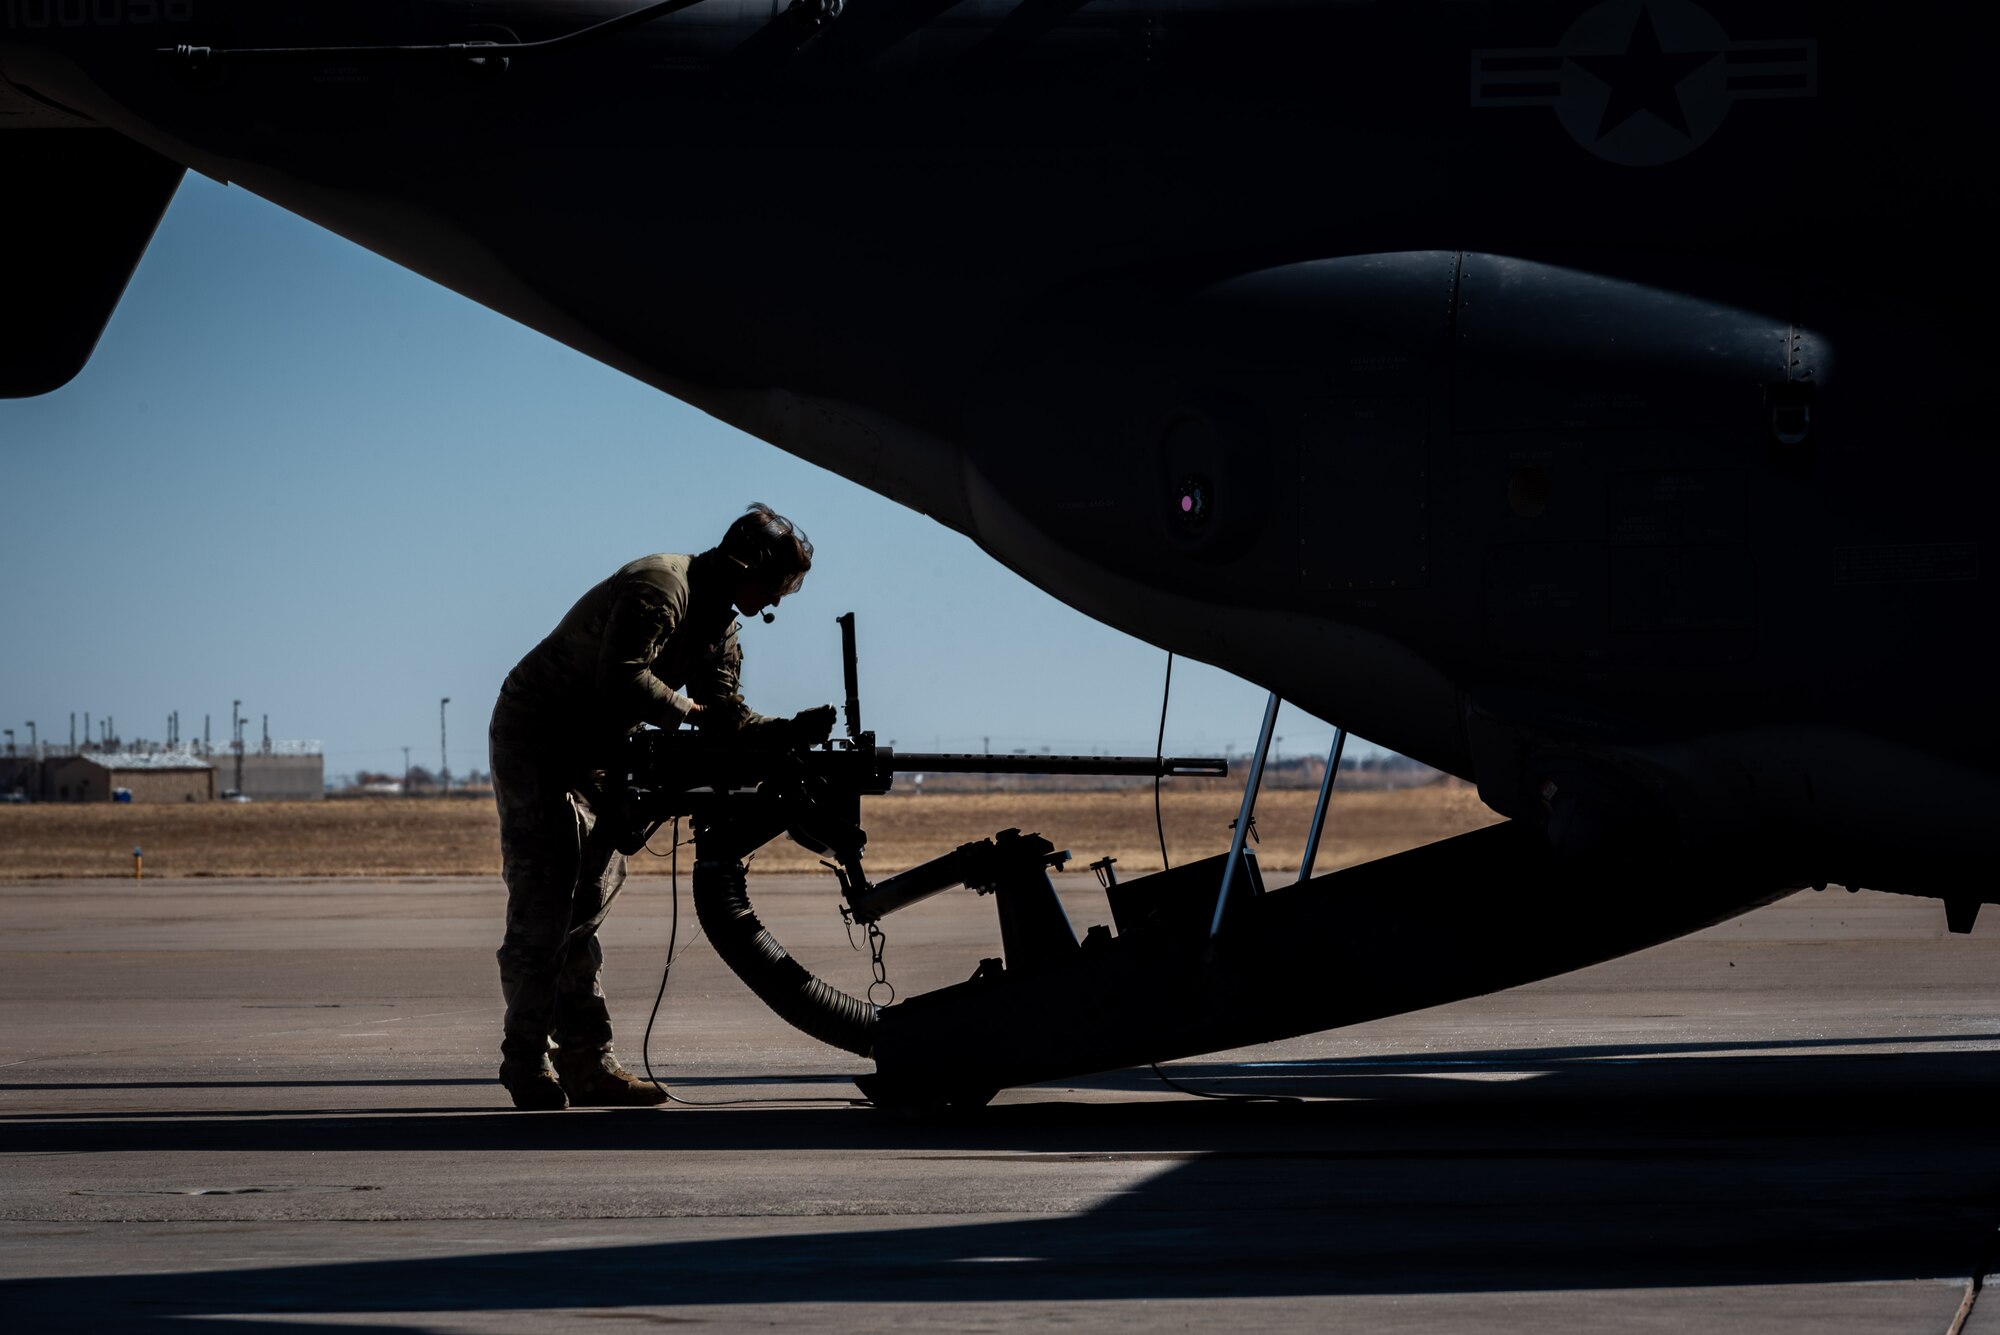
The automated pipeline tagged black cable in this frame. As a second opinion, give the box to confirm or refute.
[639,816,868,1108]
[1146,650,1302,1106]
[638,817,682,1095]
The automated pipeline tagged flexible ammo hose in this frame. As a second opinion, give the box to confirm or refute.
[691,857,876,1057]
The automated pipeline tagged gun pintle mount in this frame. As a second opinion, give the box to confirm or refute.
[608,612,1228,1107]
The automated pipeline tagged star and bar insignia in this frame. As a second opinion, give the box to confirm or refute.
[1471,0,1816,165]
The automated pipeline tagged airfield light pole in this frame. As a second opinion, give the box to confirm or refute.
[26,721,36,756]
[5,729,14,758]
[232,700,244,796]
[439,698,450,796]
[402,746,412,795]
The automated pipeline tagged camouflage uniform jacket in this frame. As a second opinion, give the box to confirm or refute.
[494,551,769,766]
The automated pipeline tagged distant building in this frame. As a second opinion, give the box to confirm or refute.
[44,753,214,803]
[212,746,326,801]
[6,740,326,802]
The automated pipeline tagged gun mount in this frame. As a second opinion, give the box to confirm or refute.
[598,613,1230,1086]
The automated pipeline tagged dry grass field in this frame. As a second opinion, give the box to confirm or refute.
[0,782,1500,880]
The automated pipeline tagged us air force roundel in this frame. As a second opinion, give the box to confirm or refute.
[1470,0,1816,166]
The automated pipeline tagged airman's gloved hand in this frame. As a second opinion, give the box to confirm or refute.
[789,704,838,747]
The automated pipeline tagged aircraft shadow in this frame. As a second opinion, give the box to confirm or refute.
[5,1045,1999,1329]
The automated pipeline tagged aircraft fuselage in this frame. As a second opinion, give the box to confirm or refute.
[5,1,1992,896]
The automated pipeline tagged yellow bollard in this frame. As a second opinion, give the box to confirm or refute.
[133,846,143,881]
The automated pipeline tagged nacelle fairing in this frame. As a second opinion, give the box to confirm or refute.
[958,250,1998,893]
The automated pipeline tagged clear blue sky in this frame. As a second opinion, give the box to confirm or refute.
[0,174,1375,783]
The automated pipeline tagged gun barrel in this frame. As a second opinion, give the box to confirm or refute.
[888,752,1226,778]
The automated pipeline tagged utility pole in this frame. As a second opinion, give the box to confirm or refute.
[70,713,76,752]
[439,698,451,795]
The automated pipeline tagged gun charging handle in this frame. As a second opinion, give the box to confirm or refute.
[837,611,868,747]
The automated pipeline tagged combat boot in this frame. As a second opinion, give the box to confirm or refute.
[499,1062,569,1111]
[555,1049,667,1107]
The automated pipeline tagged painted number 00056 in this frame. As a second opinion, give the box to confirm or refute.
[3,0,195,28]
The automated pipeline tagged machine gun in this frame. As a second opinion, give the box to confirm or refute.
[607,610,1226,907]
[603,612,1228,1087]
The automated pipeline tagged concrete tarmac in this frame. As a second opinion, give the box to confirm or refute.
[3,868,1999,1332]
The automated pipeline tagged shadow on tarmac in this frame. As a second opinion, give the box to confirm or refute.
[5,1041,2000,1330]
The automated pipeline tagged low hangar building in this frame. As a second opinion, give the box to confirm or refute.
[44,753,215,803]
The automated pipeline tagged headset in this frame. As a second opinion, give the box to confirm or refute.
[720,504,813,621]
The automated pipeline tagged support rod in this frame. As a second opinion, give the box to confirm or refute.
[1209,692,1281,941]
[1297,727,1348,883]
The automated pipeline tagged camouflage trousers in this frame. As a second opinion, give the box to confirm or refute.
[490,709,628,1079]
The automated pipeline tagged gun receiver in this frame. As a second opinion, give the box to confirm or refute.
[610,729,1224,866]
[611,607,1224,867]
